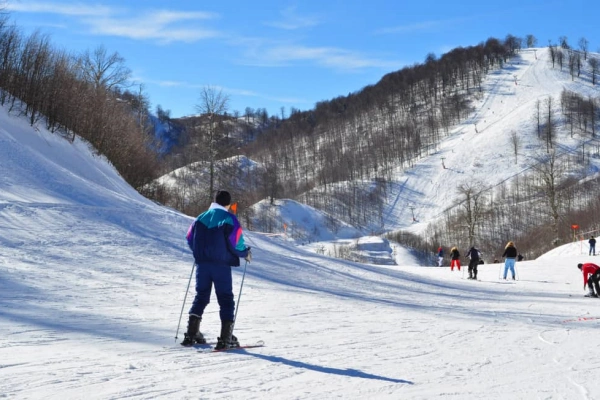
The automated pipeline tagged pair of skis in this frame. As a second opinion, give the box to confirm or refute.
[194,340,265,353]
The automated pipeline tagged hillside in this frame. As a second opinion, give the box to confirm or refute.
[157,47,600,260]
[2,93,600,399]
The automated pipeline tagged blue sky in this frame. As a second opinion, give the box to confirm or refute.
[4,0,599,118]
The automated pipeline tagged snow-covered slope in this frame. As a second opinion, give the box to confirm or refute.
[382,48,600,235]
[2,53,600,399]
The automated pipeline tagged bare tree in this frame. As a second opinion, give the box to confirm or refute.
[589,58,599,85]
[548,46,556,68]
[556,47,564,70]
[457,181,486,246]
[544,96,556,152]
[504,34,522,54]
[568,50,577,80]
[262,162,282,205]
[133,83,151,133]
[531,151,565,245]
[526,34,537,48]
[77,45,131,91]
[0,21,21,106]
[195,86,230,199]
[578,37,589,60]
[590,95,597,138]
[510,130,520,164]
[533,99,541,138]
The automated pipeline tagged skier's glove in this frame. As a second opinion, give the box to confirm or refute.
[245,248,252,263]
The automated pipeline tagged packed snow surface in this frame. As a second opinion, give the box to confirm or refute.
[1,49,600,399]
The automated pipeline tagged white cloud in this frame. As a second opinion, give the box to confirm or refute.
[6,2,221,43]
[263,5,320,30]
[5,1,115,17]
[374,20,443,35]
[154,80,185,88]
[219,86,307,104]
[374,17,471,35]
[84,15,219,44]
[243,43,402,71]
[146,78,306,105]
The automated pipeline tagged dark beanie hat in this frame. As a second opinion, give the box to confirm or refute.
[215,190,231,206]
[577,263,583,269]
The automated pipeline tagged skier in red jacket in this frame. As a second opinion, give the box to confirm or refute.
[577,263,600,298]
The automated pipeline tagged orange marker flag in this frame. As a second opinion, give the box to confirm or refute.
[230,202,238,215]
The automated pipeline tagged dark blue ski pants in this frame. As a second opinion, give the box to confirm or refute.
[189,263,235,321]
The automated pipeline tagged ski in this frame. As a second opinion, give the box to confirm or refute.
[198,340,265,353]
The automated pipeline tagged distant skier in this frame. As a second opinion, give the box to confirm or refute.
[449,247,461,271]
[589,236,596,256]
[466,246,480,280]
[517,254,524,261]
[577,263,600,298]
[502,241,518,280]
[181,190,252,349]
[437,246,444,267]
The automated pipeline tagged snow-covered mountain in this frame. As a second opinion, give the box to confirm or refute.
[158,48,600,248]
[2,50,600,399]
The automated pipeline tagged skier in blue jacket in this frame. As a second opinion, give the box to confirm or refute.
[181,190,251,349]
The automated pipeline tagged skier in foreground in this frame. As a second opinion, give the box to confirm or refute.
[577,262,600,298]
[181,190,252,349]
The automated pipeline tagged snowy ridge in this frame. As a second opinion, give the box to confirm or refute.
[1,51,600,399]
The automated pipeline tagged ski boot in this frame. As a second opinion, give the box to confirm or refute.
[181,315,206,347]
[215,320,240,350]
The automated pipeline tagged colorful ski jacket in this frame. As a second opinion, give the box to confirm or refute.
[581,263,600,287]
[186,203,249,267]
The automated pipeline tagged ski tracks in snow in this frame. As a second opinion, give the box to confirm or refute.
[537,328,596,399]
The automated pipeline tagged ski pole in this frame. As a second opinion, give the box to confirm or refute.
[175,262,196,342]
[232,259,249,333]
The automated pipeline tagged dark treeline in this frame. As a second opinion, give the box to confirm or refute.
[0,16,159,189]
